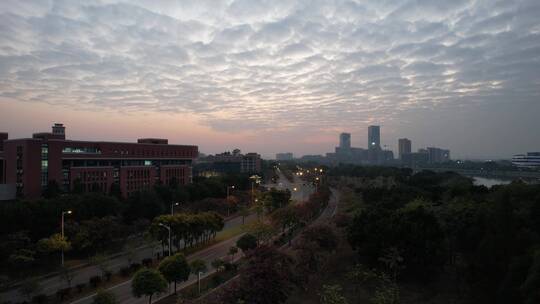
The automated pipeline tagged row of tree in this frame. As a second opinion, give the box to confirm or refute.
[148,212,225,254]
[1,174,254,276]
[131,253,210,304]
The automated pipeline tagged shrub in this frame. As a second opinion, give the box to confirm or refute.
[89,276,102,288]
[211,275,224,287]
[142,258,152,267]
[32,294,48,304]
[56,287,71,301]
[119,266,131,277]
[76,283,86,293]
[129,263,141,272]
[104,271,113,281]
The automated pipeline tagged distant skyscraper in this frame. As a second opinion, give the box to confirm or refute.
[427,147,451,163]
[368,126,380,149]
[276,152,294,161]
[339,133,351,150]
[398,138,412,159]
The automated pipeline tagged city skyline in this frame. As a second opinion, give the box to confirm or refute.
[1,0,540,159]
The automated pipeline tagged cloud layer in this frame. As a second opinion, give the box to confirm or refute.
[1,0,540,157]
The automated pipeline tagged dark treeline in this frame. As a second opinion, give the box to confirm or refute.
[0,174,253,274]
[339,165,540,304]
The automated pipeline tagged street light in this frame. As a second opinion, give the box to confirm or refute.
[198,271,203,295]
[226,185,235,199]
[170,202,180,215]
[226,185,235,216]
[158,223,172,256]
[250,175,261,205]
[61,210,72,266]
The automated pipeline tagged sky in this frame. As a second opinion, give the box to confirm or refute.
[1,0,539,160]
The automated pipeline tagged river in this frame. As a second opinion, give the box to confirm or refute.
[473,176,512,187]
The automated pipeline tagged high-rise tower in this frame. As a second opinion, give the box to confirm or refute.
[339,133,351,150]
[368,126,380,149]
[398,138,412,159]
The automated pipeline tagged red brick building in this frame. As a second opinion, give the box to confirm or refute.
[0,124,197,199]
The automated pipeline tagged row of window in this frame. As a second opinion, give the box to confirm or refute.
[126,180,152,191]
[126,169,152,179]
[76,171,111,181]
[113,149,192,158]
[64,159,190,167]
[164,168,185,178]
[63,147,101,154]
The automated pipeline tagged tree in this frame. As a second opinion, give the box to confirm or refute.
[522,250,540,304]
[228,246,238,262]
[124,190,164,223]
[319,284,348,304]
[212,258,226,272]
[236,234,257,252]
[239,205,250,225]
[71,216,125,254]
[132,268,167,304]
[190,259,208,295]
[219,246,296,304]
[262,189,291,212]
[190,259,208,275]
[297,224,337,252]
[158,253,190,294]
[246,220,275,245]
[92,289,119,304]
[270,206,298,232]
[124,241,139,267]
[37,233,71,255]
[8,248,36,270]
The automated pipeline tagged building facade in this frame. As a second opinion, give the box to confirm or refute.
[427,147,451,163]
[368,126,380,149]
[196,149,262,175]
[339,133,351,150]
[512,152,540,168]
[398,138,412,160]
[1,124,197,199]
[0,132,7,184]
[276,152,294,161]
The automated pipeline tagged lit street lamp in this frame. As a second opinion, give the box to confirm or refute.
[226,185,235,216]
[250,175,261,205]
[226,185,235,199]
[158,223,172,256]
[171,202,180,215]
[61,210,72,266]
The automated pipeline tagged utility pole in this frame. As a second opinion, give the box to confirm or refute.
[61,210,72,266]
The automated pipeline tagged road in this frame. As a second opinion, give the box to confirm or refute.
[0,213,255,304]
[266,168,314,202]
[72,234,244,304]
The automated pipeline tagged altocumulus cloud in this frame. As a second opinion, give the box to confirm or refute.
[0,0,540,134]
